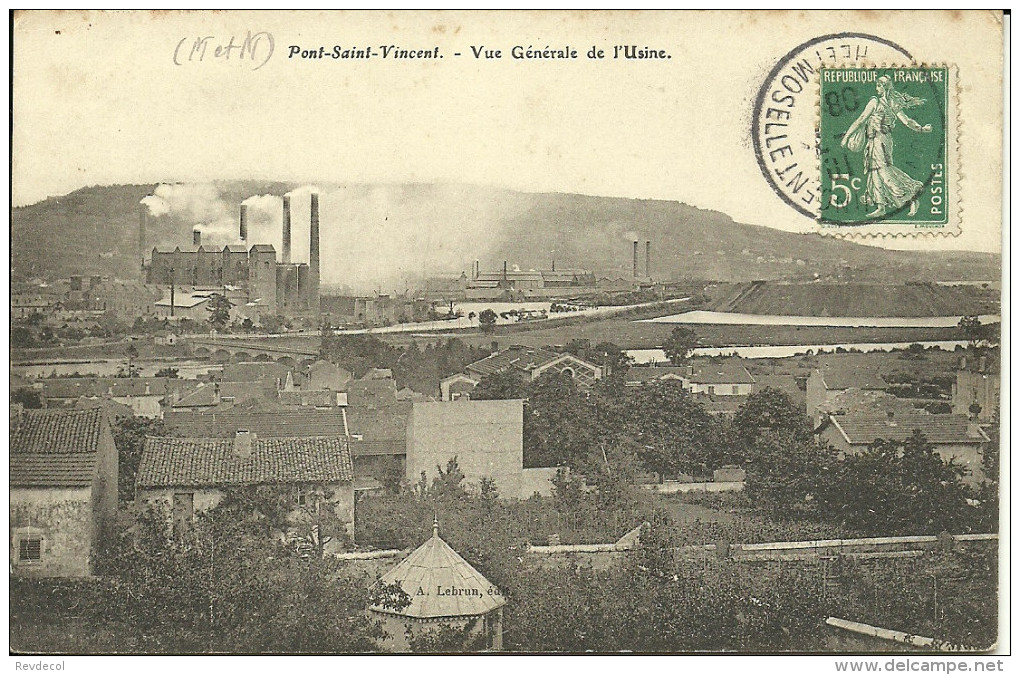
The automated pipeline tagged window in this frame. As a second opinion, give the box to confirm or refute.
[731,385,739,395]
[708,385,716,395]
[19,536,42,563]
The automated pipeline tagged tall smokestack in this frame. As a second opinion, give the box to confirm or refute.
[193,229,201,247]
[138,205,147,266]
[646,241,651,279]
[282,195,292,264]
[503,261,508,281]
[474,260,479,279]
[309,193,320,311]
[239,204,248,242]
[633,241,639,279]
[552,259,556,272]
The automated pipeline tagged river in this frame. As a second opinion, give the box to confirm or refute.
[639,310,1000,328]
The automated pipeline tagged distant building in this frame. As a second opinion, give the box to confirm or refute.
[37,377,200,418]
[806,366,888,424]
[368,518,506,652]
[155,291,211,322]
[406,400,524,498]
[10,407,118,577]
[441,345,602,400]
[952,354,999,422]
[86,280,162,315]
[137,431,355,547]
[685,363,756,396]
[143,194,319,319]
[816,411,990,486]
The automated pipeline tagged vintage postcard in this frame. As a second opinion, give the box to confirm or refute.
[9,10,1006,664]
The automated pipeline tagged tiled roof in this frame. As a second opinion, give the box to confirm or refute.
[466,345,562,377]
[40,377,199,400]
[172,381,268,408]
[347,376,400,409]
[278,390,336,407]
[624,366,688,385]
[138,435,353,488]
[830,412,989,446]
[250,244,276,252]
[689,363,756,385]
[819,366,887,391]
[219,361,291,383]
[350,439,406,457]
[370,529,505,619]
[11,407,104,455]
[10,408,106,488]
[164,404,347,438]
[11,454,98,488]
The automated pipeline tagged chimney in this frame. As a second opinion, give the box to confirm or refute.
[646,241,651,279]
[239,204,248,242]
[960,356,967,370]
[282,195,292,264]
[309,193,320,311]
[139,205,147,265]
[978,356,987,373]
[193,229,201,247]
[213,382,221,405]
[552,259,556,272]
[633,241,639,279]
[473,260,479,279]
[233,429,255,458]
[503,260,508,282]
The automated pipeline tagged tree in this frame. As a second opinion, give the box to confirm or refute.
[112,416,172,504]
[830,430,972,535]
[592,341,633,377]
[729,387,813,463]
[625,382,718,480]
[523,372,595,469]
[11,388,44,409]
[743,431,836,517]
[478,308,498,334]
[662,326,698,366]
[471,370,528,400]
[11,325,35,348]
[207,294,233,332]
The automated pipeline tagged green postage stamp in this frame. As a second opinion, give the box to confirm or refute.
[819,66,957,236]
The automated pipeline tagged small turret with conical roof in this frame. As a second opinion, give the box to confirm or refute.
[368,516,505,652]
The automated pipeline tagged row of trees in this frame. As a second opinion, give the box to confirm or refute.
[471,366,995,536]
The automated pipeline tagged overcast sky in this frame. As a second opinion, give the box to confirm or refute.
[13,10,1004,252]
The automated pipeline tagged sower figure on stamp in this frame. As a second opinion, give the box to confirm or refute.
[841,75,933,218]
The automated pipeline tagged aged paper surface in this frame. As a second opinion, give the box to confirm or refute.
[10,10,1006,661]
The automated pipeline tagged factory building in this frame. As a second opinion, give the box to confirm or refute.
[143,195,320,320]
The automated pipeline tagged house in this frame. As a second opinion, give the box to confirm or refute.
[406,400,524,498]
[952,354,999,422]
[623,366,688,387]
[168,381,270,411]
[816,411,990,486]
[155,291,211,321]
[369,518,506,652]
[137,431,356,548]
[163,396,349,438]
[685,362,756,396]
[38,376,200,418]
[441,345,602,400]
[10,407,118,577]
[806,365,888,424]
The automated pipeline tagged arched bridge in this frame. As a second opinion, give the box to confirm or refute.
[187,336,320,364]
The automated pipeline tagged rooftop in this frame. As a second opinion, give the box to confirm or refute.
[370,523,505,619]
[828,412,989,446]
[164,398,347,438]
[818,366,887,391]
[466,345,563,377]
[689,363,756,385]
[10,408,106,488]
[137,435,354,488]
